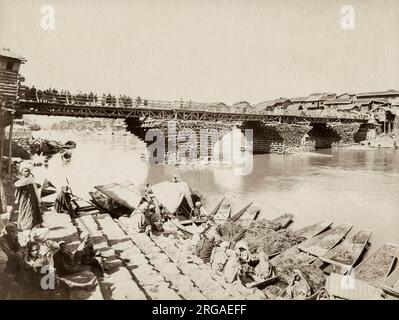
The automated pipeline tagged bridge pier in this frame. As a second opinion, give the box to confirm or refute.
[327,122,362,145]
[242,121,312,154]
[125,118,233,163]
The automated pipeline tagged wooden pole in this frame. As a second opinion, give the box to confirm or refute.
[7,114,14,175]
[0,119,4,175]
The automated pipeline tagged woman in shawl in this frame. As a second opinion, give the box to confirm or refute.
[14,166,43,231]
[285,269,312,299]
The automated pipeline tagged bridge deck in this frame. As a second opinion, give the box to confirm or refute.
[16,99,369,124]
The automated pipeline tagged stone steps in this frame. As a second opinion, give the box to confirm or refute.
[117,217,265,300]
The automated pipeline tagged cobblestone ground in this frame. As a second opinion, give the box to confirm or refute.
[38,210,265,300]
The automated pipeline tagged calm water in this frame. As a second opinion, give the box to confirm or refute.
[31,130,399,251]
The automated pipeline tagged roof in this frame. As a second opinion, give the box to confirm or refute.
[324,98,353,105]
[355,98,388,105]
[0,48,26,62]
[306,93,335,102]
[357,90,399,98]
[338,105,360,111]
[233,101,252,107]
[290,97,308,103]
[371,106,394,113]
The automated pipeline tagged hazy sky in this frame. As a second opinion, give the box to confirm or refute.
[1,0,398,104]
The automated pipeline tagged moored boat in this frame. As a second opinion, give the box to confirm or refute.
[381,267,399,298]
[298,223,353,257]
[295,221,333,240]
[351,242,398,287]
[320,229,372,273]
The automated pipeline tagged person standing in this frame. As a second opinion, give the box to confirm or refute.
[14,166,43,230]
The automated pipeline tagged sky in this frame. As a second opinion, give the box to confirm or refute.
[1,0,399,105]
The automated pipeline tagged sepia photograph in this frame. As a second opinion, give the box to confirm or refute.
[0,0,398,304]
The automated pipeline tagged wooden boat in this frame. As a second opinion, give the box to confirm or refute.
[271,213,294,230]
[298,223,353,257]
[208,196,225,217]
[245,275,279,289]
[212,198,231,223]
[295,221,333,240]
[381,268,399,297]
[61,150,72,162]
[40,179,57,198]
[229,202,253,222]
[235,206,260,230]
[352,243,398,287]
[270,245,316,267]
[62,141,77,149]
[320,229,372,273]
[89,190,132,218]
[169,219,194,239]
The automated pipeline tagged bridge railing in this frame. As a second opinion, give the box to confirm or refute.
[18,88,369,120]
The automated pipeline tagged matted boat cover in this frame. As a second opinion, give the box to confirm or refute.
[94,181,142,210]
[151,181,194,213]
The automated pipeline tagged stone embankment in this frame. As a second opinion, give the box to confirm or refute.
[36,209,265,300]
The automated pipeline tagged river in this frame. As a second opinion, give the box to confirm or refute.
[30,130,399,252]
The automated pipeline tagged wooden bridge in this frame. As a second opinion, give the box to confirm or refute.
[16,96,370,124]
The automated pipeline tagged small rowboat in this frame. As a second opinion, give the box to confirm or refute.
[381,268,399,298]
[295,221,333,240]
[89,191,132,218]
[229,202,253,222]
[351,242,398,287]
[320,229,372,273]
[298,223,353,258]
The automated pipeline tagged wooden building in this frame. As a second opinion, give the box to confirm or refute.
[0,48,26,174]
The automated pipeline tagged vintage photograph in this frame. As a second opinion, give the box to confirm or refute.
[0,0,398,301]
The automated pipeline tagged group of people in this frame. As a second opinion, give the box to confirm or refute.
[192,225,275,287]
[0,221,103,298]
[20,86,148,108]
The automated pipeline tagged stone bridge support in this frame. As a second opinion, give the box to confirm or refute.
[241,121,312,154]
[327,122,363,145]
[125,117,234,163]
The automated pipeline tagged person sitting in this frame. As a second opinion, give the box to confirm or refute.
[53,241,81,276]
[74,232,105,276]
[253,249,275,280]
[144,183,155,202]
[30,228,59,267]
[54,186,79,218]
[190,201,208,222]
[21,241,51,289]
[223,241,251,284]
[0,249,22,299]
[158,203,171,222]
[210,241,231,272]
[194,234,215,263]
[0,223,25,274]
[285,269,312,300]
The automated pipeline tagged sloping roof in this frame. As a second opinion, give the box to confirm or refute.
[233,101,252,108]
[324,98,353,105]
[355,98,388,105]
[357,90,399,98]
[290,97,308,103]
[306,93,335,102]
[0,48,26,62]
[338,105,360,111]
